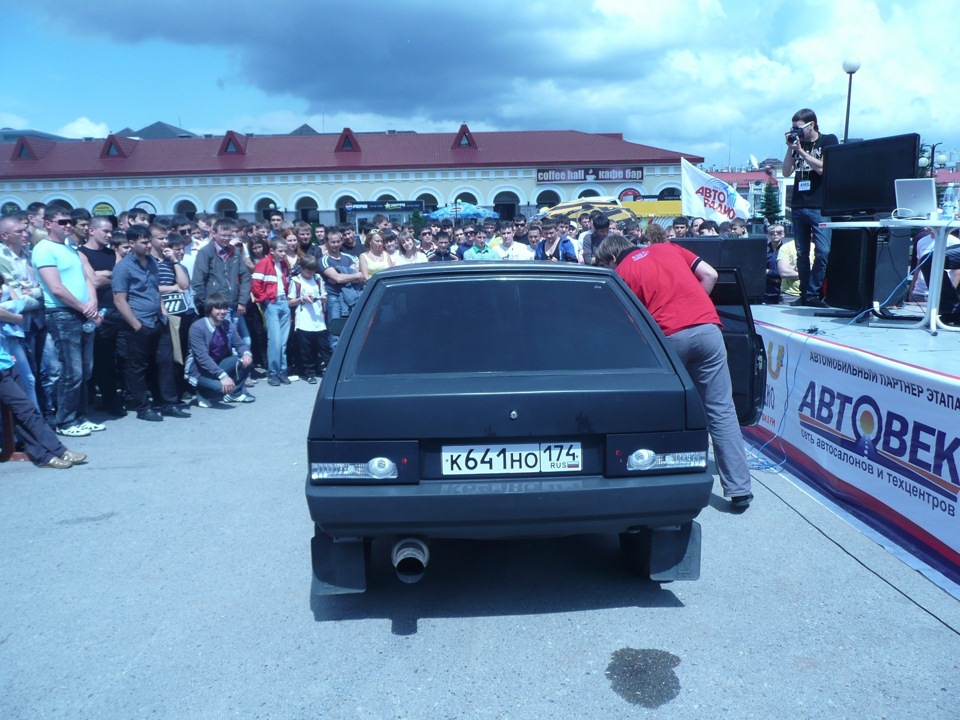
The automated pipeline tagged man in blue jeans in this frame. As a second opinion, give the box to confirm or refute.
[319,228,363,351]
[0,319,86,469]
[783,108,838,308]
[185,294,255,406]
[31,205,104,438]
[251,238,292,385]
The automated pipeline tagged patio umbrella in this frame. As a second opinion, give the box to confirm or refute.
[539,200,638,223]
[427,202,497,221]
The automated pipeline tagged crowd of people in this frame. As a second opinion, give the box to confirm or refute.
[0,199,763,471]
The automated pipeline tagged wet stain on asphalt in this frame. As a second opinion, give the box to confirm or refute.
[57,512,117,525]
[605,647,681,708]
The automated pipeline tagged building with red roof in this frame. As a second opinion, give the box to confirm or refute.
[1,123,704,224]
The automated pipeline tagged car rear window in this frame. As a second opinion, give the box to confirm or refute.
[350,276,663,375]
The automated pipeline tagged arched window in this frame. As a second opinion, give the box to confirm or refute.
[175,200,197,219]
[416,193,439,213]
[493,191,520,221]
[296,197,319,223]
[255,197,280,220]
[658,187,681,200]
[578,189,600,199]
[336,196,357,224]
[456,192,478,205]
[535,190,560,208]
[215,199,238,219]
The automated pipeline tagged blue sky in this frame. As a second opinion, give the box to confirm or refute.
[3,0,958,170]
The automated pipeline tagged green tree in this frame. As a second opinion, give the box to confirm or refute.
[410,210,426,232]
[758,180,782,223]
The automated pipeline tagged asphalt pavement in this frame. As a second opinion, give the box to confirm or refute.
[2,379,958,719]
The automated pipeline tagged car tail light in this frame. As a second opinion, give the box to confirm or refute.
[626,449,706,471]
[605,431,709,477]
[311,457,398,481]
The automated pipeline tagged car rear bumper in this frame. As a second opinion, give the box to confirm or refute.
[305,471,713,539]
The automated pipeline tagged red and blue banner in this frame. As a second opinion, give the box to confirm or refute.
[745,321,960,584]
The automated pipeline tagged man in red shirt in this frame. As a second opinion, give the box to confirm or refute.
[596,234,753,510]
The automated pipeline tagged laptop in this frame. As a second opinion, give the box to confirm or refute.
[894,178,938,220]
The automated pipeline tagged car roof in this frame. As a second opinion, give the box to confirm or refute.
[366,261,615,283]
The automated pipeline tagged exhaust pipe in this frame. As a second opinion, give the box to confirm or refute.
[391,538,429,584]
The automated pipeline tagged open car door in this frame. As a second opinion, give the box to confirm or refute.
[709,267,766,425]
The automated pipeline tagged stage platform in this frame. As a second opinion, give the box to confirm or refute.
[743,301,960,589]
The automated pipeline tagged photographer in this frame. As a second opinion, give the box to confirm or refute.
[783,108,838,308]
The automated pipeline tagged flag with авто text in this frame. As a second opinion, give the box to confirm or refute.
[681,158,751,221]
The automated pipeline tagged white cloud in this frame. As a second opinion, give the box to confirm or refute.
[0,111,30,129]
[56,117,110,139]
[8,0,960,168]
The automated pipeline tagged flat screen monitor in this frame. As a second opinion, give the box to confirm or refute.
[820,133,920,218]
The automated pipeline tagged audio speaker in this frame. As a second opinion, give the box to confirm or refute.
[824,227,911,311]
[672,235,766,303]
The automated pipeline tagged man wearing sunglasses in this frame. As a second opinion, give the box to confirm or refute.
[512,215,529,248]
[456,224,480,259]
[32,206,104,437]
[417,227,436,257]
[783,108,838,308]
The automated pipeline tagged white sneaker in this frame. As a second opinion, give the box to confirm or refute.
[196,396,213,408]
[224,393,256,404]
[78,420,106,433]
[57,424,91,438]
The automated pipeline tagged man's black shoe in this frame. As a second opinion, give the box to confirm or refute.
[280,375,292,385]
[789,297,805,306]
[805,297,830,309]
[137,409,163,422]
[268,375,281,387]
[161,405,191,419]
[105,401,127,418]
[730,493,754,511]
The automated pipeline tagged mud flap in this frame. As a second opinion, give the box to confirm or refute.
[311,528,366,595]
[649,521,701,582]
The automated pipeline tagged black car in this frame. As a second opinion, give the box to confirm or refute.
[306,262,765,594]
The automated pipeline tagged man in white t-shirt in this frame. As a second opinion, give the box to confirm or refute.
[495,224,533,260]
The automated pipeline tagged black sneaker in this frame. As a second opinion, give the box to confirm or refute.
[306,376,318,384]
[161,405,191,419]
[805,297,829,309]
[730,493,754,511]
[105,401,127,418]
[279,375,292,385]
[268,375,281,387]
[789,297,804,306]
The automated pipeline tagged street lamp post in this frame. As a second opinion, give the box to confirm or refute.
[842,58,861,143]
[919,143,948,178]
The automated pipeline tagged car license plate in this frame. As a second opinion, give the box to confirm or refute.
[441,443,582,476]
